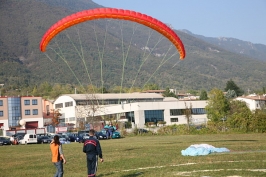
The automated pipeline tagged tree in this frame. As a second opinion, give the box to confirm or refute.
[225,89,237,100]
[51,109,62,126]
[184,102,193,131]
[50,84,64,99]
[199,90,208,100]
[187,90,198,96]
[86,84,98,93]
[32,85,38,96]
[143,83,160,90]
[205,88,230,123]
[75,93,104,129]
[249,109,266,133]
[227,100,252,132]
[224,79,244,96]
[110,86,124,93]
[163,88,177,97]
[99,87,109,93]
[38,82,52,97]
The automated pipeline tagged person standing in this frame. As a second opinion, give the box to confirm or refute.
[104,125,110,139]
[50,135,67,177]
[83,129,104,177]
[108,124,114,139]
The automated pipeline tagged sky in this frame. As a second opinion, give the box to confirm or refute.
[94,0,266,45]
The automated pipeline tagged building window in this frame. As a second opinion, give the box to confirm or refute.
[171,118,179,122]
[144,110,164,123]
[8,97,21,127]
[55,103,63,109]
[32,99,38,105]
[68,117,76,121]
[0,100,3,106]
[170,108,206,115]
[191,108,206,115]
[24,100,30,105]
[25,110,30,115]
[12,106,19,110]
[0,111,3,117]
[33,109,38,115]
[46,105,50,115]
[65,101,73,107]
[170,109,183,116]
[76,101,88,105]
[126,112,135,122]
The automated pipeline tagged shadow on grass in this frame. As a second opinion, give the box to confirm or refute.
[120,171,144,177]
[124,147,141,151]
[100,171,144,177]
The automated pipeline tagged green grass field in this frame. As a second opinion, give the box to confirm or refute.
[1,133,266,177]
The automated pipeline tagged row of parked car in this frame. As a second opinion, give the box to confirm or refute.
[69,129,121,143]
[0,129,121,146]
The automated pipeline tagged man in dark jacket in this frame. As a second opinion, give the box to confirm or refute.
[83,129,104,177]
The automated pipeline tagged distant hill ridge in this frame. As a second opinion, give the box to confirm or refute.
[0,0,266,92]
[180,29,266,62]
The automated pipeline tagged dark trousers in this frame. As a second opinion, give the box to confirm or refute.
[87,154,98,177]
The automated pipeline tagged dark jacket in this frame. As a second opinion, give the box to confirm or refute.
[83,136,103,158]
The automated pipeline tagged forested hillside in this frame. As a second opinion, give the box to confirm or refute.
[1,0,266,95]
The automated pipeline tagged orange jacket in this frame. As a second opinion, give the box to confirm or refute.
[50,143,62,163]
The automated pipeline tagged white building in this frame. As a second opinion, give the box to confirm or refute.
[53,93,208,129]
[236,94,266,111]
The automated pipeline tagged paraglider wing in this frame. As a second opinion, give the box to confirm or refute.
[40,8,186,59]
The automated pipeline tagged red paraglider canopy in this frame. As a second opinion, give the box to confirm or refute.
[40,8,186,59]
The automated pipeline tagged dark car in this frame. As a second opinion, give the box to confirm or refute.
[37,136,52,144]
[79,133,91,143]
[68,133,79,142]
[0,137,12,146]
[95,131,108,140]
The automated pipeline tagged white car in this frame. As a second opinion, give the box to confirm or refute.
[19,134,37,144]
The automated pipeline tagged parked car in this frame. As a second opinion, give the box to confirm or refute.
[59,138,70,144]
[59,134,71,141]
[0,137,12,146]
[95,131,108,140]
[100,129,121,139]
[37,136,52,144]
[13,133,26,138]
[68,133,79,142]
[79,133,91,143]
[19,134,37,145]
[112,131,121,139]
[10,133,26,144]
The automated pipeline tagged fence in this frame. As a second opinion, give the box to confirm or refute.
[6,128,46,136]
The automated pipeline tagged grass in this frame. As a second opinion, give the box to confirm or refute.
[1,133,266,177]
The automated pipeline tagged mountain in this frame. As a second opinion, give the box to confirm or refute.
[180,29,266,62]
[1,0,266,93]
